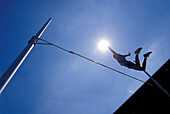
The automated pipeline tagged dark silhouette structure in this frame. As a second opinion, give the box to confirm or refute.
[114,59,170,114]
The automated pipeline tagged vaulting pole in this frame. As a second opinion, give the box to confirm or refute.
[0,18,52,94]
[144,71,170,97]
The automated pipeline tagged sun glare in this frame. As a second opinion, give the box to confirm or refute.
[98,39,110,51]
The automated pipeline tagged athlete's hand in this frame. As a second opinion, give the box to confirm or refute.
[128,52,131,56]
[108,46,112,51]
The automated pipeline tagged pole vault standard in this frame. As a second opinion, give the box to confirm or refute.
[0,18,52,94]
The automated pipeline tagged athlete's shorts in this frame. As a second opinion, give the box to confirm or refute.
[125,61,135,69]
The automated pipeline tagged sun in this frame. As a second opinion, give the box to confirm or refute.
[98,39,110,51]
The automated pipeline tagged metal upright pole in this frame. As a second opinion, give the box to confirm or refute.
[0,18,52,94]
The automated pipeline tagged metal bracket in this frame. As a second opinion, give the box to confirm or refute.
[28,36,40,45]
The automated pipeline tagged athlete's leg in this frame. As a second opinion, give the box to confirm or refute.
[142,57,147,71]
[134,47,142,67]
[132,48,144,71]
[133,55,144,71]
[142,52,152,71]
[135,54,141,67]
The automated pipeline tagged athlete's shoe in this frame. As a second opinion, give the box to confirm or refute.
[134,47,143,55]
[143,52,152,57]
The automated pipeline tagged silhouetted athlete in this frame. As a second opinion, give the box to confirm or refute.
[108,47,152,71]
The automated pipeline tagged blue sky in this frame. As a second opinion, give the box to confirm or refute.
[0,0,170,113]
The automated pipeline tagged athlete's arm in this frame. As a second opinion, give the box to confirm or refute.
[108,46,117,54]
[123,52,131,57]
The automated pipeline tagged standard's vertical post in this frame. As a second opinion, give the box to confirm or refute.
[0,18,52,94]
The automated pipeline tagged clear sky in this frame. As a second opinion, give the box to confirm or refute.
[0,0,170,113]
